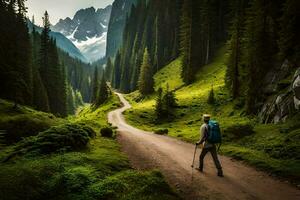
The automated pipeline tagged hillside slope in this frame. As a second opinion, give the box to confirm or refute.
[0,99,65,146]
[0,97,180,200]
[124,48,300,184]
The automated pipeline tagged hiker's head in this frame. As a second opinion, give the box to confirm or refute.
[203,114,211,123]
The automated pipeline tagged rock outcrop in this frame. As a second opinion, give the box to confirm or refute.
[293,68,300,109]
[259,60,299,124]
[105,0,137,58]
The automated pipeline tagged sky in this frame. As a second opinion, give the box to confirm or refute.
[26,0,114,26]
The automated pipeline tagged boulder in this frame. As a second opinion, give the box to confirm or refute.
[293,74,300,101]
[259,64,299,124]
[294,97,300,110]
[262,60,292,94]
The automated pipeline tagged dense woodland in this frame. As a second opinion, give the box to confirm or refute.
[106,0,182,93]
[0,0,103,116]
[108,0,299,115]
[1,0,299,117]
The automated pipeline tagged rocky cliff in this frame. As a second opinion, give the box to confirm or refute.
[259,60,300,123]
[105,0,136,58]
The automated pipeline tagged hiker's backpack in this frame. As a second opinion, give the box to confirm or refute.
[207,120,222,144]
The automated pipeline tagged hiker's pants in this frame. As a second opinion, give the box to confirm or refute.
[199,145,222,172]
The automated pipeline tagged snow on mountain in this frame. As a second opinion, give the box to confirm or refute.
[52,5,112,62]
[71,33,107,62]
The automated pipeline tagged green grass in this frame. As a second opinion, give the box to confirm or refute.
[70,94,121,131]
[0,95,180,200]
[124,47,300,183]
[154,58,184,91]
[0,99,65,144]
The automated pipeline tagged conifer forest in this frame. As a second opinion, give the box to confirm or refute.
[0,0,299,199]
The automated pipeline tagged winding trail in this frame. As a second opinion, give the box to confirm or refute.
[108,93,300,200]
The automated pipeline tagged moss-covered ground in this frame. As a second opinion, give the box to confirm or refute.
[124,47,300,184]
[0,95,180,200]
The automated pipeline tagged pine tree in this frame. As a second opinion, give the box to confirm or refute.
[105,57,113,82]
[39,11,67,116]
[75,90,84,107]
[138,48,154,95]
[112,50,122,89]
[31,20,50,112]
[57,63,68,116]
[278,0,300,62]
[96,74,109,106]
[226,0,247,99]
[155,87,164,121]
[162,84,178,118]
[0,0,33,107]
[207,87,215,104]
[91,66,99,103]
[244,0,276,114]
[180,0,193,84]
[67,83,76,115]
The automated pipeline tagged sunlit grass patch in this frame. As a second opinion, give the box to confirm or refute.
[154,58,184,91]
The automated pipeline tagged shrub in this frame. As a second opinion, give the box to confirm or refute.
[88,170,178,200]
[0,115,53,144]
[224,123,255,139]
[100,127,114,138]
[154,129,169,135]
[155,86,178,121]
[4,124,95,161]
[207,88,215,104]
[79,123,96,138]
[62,166,96,192]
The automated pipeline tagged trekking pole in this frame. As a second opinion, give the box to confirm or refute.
[191,144,198,181]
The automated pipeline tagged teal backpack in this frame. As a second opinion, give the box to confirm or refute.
[207,120,222,144]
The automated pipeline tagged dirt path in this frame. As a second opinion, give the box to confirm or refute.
[108,93,300,200]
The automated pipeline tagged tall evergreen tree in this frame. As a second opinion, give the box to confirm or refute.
[39,11,67,116]
[0,0,33,107]
[105,57,113,82]
[226,0,247,99]
[112,50,122,89]
[66,83,76,115]
[91,66,99,104]
[31,21,50,112]
[180,0,193,84]
[207,87,216,104]
[244,0,277,114]
[96,74,109,106]
[138,48,154,95]
[162,84,178,119]
[155,87,164,121]
[278,0,300,63]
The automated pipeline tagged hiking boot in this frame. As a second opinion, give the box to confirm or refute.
[217,171,224,177]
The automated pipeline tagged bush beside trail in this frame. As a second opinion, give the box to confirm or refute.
[100,127,114,138]
[3,123,95,161]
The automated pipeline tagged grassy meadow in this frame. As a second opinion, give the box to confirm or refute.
[124,47,300,183]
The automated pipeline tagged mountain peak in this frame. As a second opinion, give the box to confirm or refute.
[52,5,112,62]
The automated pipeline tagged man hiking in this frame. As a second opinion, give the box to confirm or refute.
[196,114,223,177]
